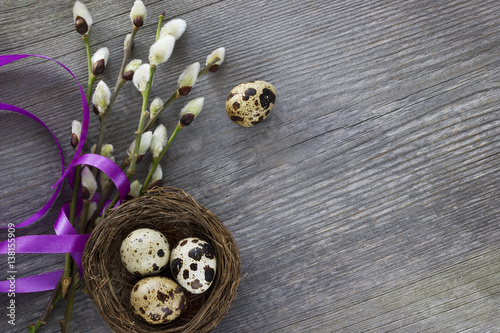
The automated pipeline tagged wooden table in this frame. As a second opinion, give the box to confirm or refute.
[1,0,499,332]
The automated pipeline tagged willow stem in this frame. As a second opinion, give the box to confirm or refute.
[60,199,90,333]
[155,12,165,42]
[105,65,157,213]
[60,266,79,333]
[128,65,157,177]
[141,123,182,193]
[94,26,139,156]
[28,279,62,333]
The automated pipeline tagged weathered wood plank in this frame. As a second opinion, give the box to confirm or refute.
[1,0,499,332]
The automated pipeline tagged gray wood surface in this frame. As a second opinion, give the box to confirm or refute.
[1,0,499,332]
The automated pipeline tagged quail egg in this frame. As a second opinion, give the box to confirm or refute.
[225,80,277,127]
[130,276,187,324]
[120,228,170,276]
[170,237,217,294]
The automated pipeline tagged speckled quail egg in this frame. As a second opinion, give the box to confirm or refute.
[225,80,277,127]
[130,276,187,325]
[120,228,170,276]
[170,237,217,294]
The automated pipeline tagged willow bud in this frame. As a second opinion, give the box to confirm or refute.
[149,164,163,188]
[128,180,142,198]
[159,19,187,40]
[148,35,175,66]
[92,81,111,116]
[149,97,163,119]
[123,59,142,81]
[206,47,225,72]
[73,1,93,36]
[91,143,114,158]
[81,166,97,200]
[124,34,133,50]
[177,62,200,96]
[128,131,153,162]
[71,120,82,148]
[132,63,151,93]
[150,124,167,158]
[130,0,146,27]
[91,47,109,76]
[179,97,204,127]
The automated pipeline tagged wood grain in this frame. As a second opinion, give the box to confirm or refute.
[1,0,499,332]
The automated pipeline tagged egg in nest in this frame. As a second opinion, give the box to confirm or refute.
[170,237,217,294]
[130,276,186,324]
[120,228,170,276]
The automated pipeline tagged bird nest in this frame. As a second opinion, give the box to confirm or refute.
[82,187,240,333]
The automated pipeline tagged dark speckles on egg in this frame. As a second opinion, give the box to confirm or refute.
[157,249,165,257]
[161,307,173,319]
[190,263,198,271]
[188,246,203,261]
[149,313,161,322]
[183,269,190,279]
[180,240,188,246]
[191,279,203,289]
[157,291,168,302]
[202,243,215,259]
[171,258,183,277]
[260,88,276,110]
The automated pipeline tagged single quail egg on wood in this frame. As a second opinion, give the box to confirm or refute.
[130,276,186,325]
[120,228,170,276]
[170,237,217,294]
[225,80,277,127]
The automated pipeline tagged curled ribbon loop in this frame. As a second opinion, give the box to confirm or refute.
[0,54,130,293]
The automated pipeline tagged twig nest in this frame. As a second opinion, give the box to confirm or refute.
[120,228,170,276]
[225,80,277,127]
[130,276,186,324]
[82,187,240,333]
[170,238,217,294]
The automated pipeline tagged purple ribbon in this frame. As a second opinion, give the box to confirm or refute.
[0,55,130,293]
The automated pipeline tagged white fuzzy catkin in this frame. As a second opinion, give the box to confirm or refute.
[73,1,93,31]
[160,19,187,40]
[81,166,97,199]
[180,97,205,118]
[206,47,225,66]
[149,97,163,119]
[130,0,146,23]
[128,180,142,198]
[92,81,111,115]
[177,62,200,88]
[124,34,132,50]
[133,63,151,93]
[71,120,82,139]
[128,131,153,157]
[149,35,175,66]
[151,164,163,183]
[125,59,142,73]
[91,47,109,66]
[150,124,168,158]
